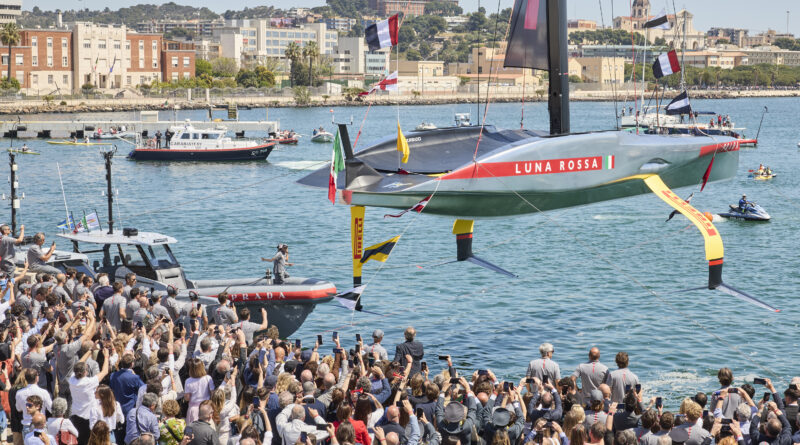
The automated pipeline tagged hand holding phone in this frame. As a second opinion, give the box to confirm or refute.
[356,333,362,342]
[655,397,662,408]
[332,331,338,341]
[294,339,301,348]
[317,334,323,345]
[635,384,642,392]
[421,361,428,372]
[438,355,449,361]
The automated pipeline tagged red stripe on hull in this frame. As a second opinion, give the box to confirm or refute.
[699,141,739,157]
[227,287,337,303]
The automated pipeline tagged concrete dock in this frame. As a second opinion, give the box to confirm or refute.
[1,115,279,139]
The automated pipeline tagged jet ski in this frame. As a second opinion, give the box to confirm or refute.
[719,203,770,221]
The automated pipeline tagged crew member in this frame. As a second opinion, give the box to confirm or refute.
[155,131,162,148]
[27,232,61,274]
[261,244,292,284]
[738,194,751,213]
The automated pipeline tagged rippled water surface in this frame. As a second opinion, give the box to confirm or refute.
[6,97,800,406]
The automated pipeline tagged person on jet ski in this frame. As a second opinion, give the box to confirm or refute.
[739,194,753,213]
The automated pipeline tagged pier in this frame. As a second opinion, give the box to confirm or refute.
[0,110,279,139]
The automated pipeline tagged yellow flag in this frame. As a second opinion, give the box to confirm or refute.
[396,121,409,164]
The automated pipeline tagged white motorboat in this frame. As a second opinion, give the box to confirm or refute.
[415,122,437,131]
[311,128,334,143]
[128,124,274,161]
[91,131,137,140]
[454,113,472,127]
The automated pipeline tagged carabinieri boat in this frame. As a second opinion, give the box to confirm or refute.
[128,123,274,161]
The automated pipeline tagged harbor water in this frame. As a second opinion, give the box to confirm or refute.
[6,97,800,406]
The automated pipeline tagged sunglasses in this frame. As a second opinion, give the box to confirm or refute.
[25,403,34,408]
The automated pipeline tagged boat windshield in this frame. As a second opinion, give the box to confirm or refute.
[118,243,179,270]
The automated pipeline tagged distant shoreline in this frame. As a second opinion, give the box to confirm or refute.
[1,89,797,115]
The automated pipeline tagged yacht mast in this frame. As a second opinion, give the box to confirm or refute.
[547,0,570,134]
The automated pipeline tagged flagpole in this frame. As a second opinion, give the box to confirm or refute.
[82,210,88,232]
[395,19,400,170]
[641,28,648,123]
[56,163,71,230]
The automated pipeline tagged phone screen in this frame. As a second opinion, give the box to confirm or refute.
[542,375,549,384]
[253,396,260,407]
[754,378,766,385]
[438,355,449,360]
[656,397,662,407]
[317,335,323,345]
[332,331,338,340]
[300,432,308,443]
[294,339,301,348]
[421,361,427,371]
[503,381,509,391]
[356,333,362,342]
[763,392,771,402]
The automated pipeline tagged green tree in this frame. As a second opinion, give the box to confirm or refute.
[773,37,800,51]
[235,69,258,88]
[424,0,463,15]
[285,41,302,87]
[303,41,319,87]
[293,86,311,105]
[195,59,212,77]
[211,57,238,77]
[568,74,583,83]
[406,48,421,61]
[0,23,20,84]
[254,65,276,87]
[0,76,19,91]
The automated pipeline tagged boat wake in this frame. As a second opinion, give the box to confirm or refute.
[273,160,327,170]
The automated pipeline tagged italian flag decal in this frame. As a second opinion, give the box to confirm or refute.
[604,155,615,169]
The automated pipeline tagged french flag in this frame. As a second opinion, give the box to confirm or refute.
[652,50,680,79]
[365,15,399,51]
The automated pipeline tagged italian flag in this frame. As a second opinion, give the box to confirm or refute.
[328,130,345,204]
[604,155,615,169]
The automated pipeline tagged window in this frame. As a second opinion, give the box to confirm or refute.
[63,74,68,84]
[171,73,178,81]
[113,40,121,49]
[32,55,37,66]
[47,74,53,84]
[152,59,158,68]
[47,37,53,47]
[152,41,157,52]
[183,57,190,67]
[32,74,37,84]
[171,56,178,67]
[62,38,67,48]
[16,71,23,82]
[183,72,190,79]
[139,40,144,51]
[31,37,37,47]
[83,39,91,49]
[181,132,191,139]
[125,40,130,50]
[47,55,52,67]
[99,40,107,49]
[139,58,143,68]
[14,54,21,65]
[62,56,68,67]
[126,75,131,85]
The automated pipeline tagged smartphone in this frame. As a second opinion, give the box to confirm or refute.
[333,348,343,354]
[177,321,184,331]
[332,331,338,340]
[526,377,535,384]
[721,418,732,425]
[368,357,375,367]
[421,361,427,372]
[703,410,708,418]
[34,432,41,438]
[449,377,459,384]
[503,381,510,391]
[300,432,308,443]
[713,391,721,396]
[317,335,323,345]
[396,401,403,408]
[625,384,632,393]
[355,343,361,352]
[356,333,362,342]
[655,397,662,408]
[635,384,642,392]
[763,392,771,402]
[753,378,766,385]
[438,355,449,360]
[347,359,354,367]
[184,426,193,437]
[478,369,489,376]
[416,408,424,417]
[542,375,549,384]
[136,321,143,329]
[294,339,301,348]
[728,388,738,394]
[253,396,260,408]
[316,424,328,431]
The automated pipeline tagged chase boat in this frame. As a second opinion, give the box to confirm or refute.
[718,203,770,221]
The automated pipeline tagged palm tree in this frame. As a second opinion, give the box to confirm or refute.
[303,41,319,87]
[285,42,302,87]
[0,23,20,83]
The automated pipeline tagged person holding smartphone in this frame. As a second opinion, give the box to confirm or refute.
[528,378,563,425]
[26,233,61,275]
[710,367,742,419]
[605,352,640,404]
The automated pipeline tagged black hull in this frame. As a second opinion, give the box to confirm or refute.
[128,144,273,161]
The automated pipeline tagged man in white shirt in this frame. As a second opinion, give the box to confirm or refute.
[68,349,110,441]
[15,369,52,431]
[276,404,329,445]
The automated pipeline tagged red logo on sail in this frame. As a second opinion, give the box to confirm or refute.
[524,0,540,29]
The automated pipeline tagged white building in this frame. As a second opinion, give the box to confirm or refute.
[219,32,244,67]
[217,20,338,64]
[71,22,128,90]
[334,36,390,75]
[0,0,21,24]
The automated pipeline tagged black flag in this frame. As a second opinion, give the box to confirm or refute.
[666,91,691,115]
[503,0,549,70]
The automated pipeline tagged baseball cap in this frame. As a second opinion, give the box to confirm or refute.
[491,407,511,427]
[300,350,313,362]
[590,389,604,402]
[265,375,278,388]
[444,402,466,424]
[372,329,384,339]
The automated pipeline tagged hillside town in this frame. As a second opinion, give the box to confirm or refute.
[0,0,797,99]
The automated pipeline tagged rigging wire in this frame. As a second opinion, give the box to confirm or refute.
[598,0,620,129]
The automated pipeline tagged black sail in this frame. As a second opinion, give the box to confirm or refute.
[503,0,549,70]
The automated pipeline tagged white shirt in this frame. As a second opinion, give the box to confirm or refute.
[89,400,124,430]
[15,384,52,426]
[46,417,79,439]
[67,375,100,417]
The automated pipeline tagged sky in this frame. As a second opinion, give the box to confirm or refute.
[28,0,800,37]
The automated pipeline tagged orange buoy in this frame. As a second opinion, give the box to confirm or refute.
[704,212,713,221]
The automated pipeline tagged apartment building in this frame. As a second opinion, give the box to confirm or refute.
[333,36,389,76]
[0,0,21,24]
[135,19,223,38]
[162,40,195,81]
[217,20,337,64]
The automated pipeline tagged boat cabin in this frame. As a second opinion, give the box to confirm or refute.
[57,228,187,290]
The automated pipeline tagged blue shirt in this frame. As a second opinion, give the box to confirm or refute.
[110,369,144,416]
[739,198,748,208]
[124,406,160,445]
